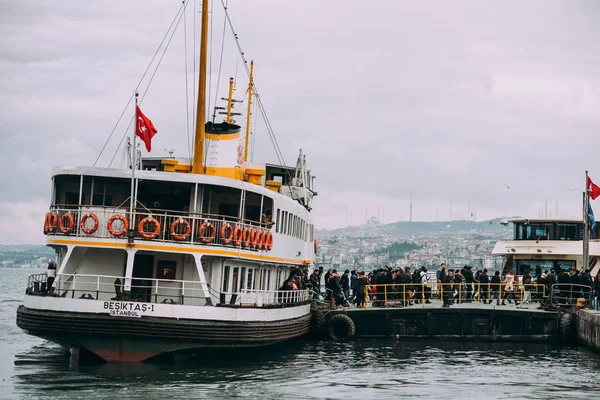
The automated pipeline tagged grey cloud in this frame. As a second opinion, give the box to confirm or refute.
[2,0,600,235]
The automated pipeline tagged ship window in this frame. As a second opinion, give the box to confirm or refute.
[232,267,239,293]
[137,180,192,212]
[556,223,580,240]
[276,209,281,233]
[288,214,292,236]
[240,267,246,290]
[267,270,271,289]
[244,191,262,223]
[283,211,288,234]
[247,269,253,290]
[202,185,240,220]
[222,265,230,292]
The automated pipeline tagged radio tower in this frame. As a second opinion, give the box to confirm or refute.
[409,196,413,223]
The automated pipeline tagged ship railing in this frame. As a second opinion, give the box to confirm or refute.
[31,273,208,306]
[25,273,49,295]
[549,283,594,308]
[357,283,549,308]
[216,289,310,307]
[44,205,273,251]
[26,273,309,308]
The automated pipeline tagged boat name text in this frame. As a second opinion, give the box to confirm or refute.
[104,301,154,318]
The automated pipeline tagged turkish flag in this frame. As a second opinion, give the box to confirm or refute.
[588,177,600,200]
[136,106,158,152]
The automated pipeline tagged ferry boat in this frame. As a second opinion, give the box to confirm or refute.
[492,218,600,277]
[16,1,317,363]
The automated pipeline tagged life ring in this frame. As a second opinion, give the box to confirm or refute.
[233,225,243,246]
[327,314,356,341]
[249,228,259,249]
[198,221,216,243]
[43,211,58,234]
[80,212,99,234]
[241,227,251,247]
[59,212,74,234]
[138,216,161,239]
[264,231,273,251]
[169,218,191,241]
[257,230,267,250]
[220,223,234,245]
[107,214,129,237]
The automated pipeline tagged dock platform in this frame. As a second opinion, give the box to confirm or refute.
[323,302,562,342]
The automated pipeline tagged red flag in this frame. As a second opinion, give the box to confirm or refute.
[588,177,600,200]
[136,106,158,152]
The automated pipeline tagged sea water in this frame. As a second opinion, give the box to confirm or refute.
[2,268,600,399]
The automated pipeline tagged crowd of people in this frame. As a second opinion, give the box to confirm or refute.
[292,263,600,310]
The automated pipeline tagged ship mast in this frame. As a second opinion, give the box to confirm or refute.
[244,61,253,162]
[191,0,210,174]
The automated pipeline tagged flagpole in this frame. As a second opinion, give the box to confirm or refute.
[130,93,138,231]
[583,170,589,272]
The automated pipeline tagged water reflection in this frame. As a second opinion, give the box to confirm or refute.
[10,338,600,399]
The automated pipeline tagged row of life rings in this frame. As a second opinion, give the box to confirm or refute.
[195,221,273,250]
[43,212,274,250]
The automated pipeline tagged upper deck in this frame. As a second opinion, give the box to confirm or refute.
[43,163,316,264]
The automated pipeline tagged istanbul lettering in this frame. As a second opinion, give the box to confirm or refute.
[103,301,155,318]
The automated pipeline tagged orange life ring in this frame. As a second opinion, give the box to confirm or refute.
[59,212,74,234]
[169,218,191,241]
[264,231,273,251]
[249,228,259,249]
[107,214,129,237]
[80,212,99,234]
[220,223,234,245]
[138,216,161,239]
[241,227,251,247]
[43,211,58,234]
[233,225,243,246]
[198,221,216,243]
[257,230,267,250]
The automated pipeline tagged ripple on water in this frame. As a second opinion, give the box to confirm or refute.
[2,269,600,399]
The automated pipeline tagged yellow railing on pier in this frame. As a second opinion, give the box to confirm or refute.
[356,283,547,308]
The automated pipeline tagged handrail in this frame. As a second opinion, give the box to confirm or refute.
[50,204,265,227]
[43,206,275,250]
[25,273,309,308]
[355,283,552,308]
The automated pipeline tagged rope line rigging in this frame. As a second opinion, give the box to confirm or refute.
[108,0,191,167]
[218,0,286,168]
[93,1,186,167]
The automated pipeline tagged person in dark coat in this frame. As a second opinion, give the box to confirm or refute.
[355,272,368,308]
[479,269,490,303]
[341,270,350,300]
[439,263,451,307]
[309,269,321,299]
[490,271,502,305]
[46,260,57,294]
[461,265,474,302]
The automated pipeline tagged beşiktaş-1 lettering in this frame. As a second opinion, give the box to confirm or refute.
[104,301,155,317]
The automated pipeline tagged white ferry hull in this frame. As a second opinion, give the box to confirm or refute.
[17,297,311,362]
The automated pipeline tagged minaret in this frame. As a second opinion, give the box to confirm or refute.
[409,196,413,223]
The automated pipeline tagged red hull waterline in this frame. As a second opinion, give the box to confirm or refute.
[88,348,161,363]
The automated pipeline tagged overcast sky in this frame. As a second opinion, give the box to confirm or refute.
[2,0,600,244]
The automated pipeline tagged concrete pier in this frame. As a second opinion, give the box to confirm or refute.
[326,303,561,342]
[577,309,600,353]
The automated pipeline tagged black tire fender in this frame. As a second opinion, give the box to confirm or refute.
[327,314,356,341]
[559,313,573,338]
